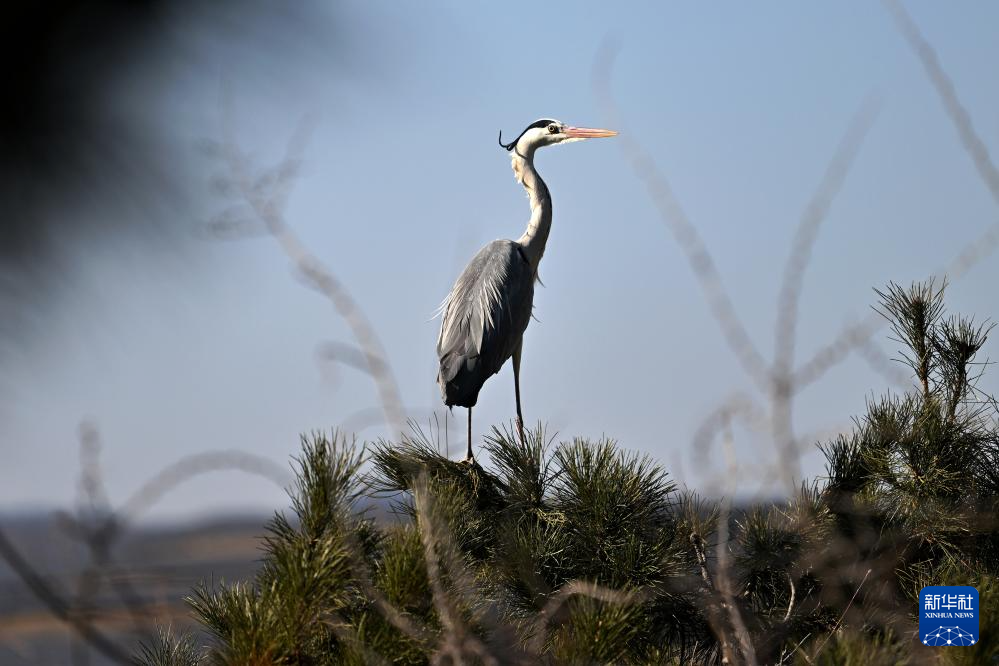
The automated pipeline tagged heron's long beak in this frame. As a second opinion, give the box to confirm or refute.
[563,126,618,139]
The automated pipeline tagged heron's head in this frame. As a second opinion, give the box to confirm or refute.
[499,118,617,155]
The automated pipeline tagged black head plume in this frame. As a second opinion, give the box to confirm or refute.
[498,130,517,151]
[498,118,559,151]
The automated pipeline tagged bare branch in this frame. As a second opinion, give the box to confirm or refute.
[773,98,879,378]
[716,419,759,666]
[769,100,879,490]
[217,93,407,435]
[528,580,649,657]
[783,572,796,623]
[592,39,771,390]
[0,525,132,665]
[798,0,999,392]
[808,568,872,662]
[117,450,292,522]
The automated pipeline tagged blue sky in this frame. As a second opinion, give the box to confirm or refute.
[4,1,999,519]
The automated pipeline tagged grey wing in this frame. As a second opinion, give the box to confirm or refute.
[436,239,535,407]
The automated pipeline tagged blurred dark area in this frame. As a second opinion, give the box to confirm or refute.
[3,2,161,239]
[0,0,347,351]
[4,1,182,275]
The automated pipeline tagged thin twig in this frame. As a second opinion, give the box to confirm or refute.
[778,631,811,666]
[783,572,797,623]
[884,0,999,202]
[809,568,872,661]
[716,418,759,666]
[799,0,999,392]
[413,477,460,635]
[771,99,879,491]
[117,450,293,523]
[528,579,648,656]
[342,529,435,647]
[853,335,915,388]
[592,39,771,391]
[74,425,153,637]
[0,526,132,665]
[218,95,407,435]
[411,476,508,665]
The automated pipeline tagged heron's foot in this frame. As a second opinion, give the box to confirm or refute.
[516,417,527,446]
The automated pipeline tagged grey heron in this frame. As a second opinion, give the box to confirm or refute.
[436,118,617,460]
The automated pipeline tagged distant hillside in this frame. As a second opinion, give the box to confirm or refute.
[0,512,268,666]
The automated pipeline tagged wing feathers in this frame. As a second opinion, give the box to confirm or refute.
[436,240,534,406]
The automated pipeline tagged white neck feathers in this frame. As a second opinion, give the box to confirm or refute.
[511,147,552,269]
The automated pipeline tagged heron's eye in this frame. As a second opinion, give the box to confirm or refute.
[548,124,559,134]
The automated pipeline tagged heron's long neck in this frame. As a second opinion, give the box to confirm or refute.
[512,149,551,270]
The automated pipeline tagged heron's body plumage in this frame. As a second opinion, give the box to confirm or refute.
[436,239,535,408]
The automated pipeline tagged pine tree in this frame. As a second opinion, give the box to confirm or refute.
[138,281,998,665]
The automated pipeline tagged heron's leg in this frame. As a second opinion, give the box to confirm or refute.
[513,340,526,445]
[466,407,473,461]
